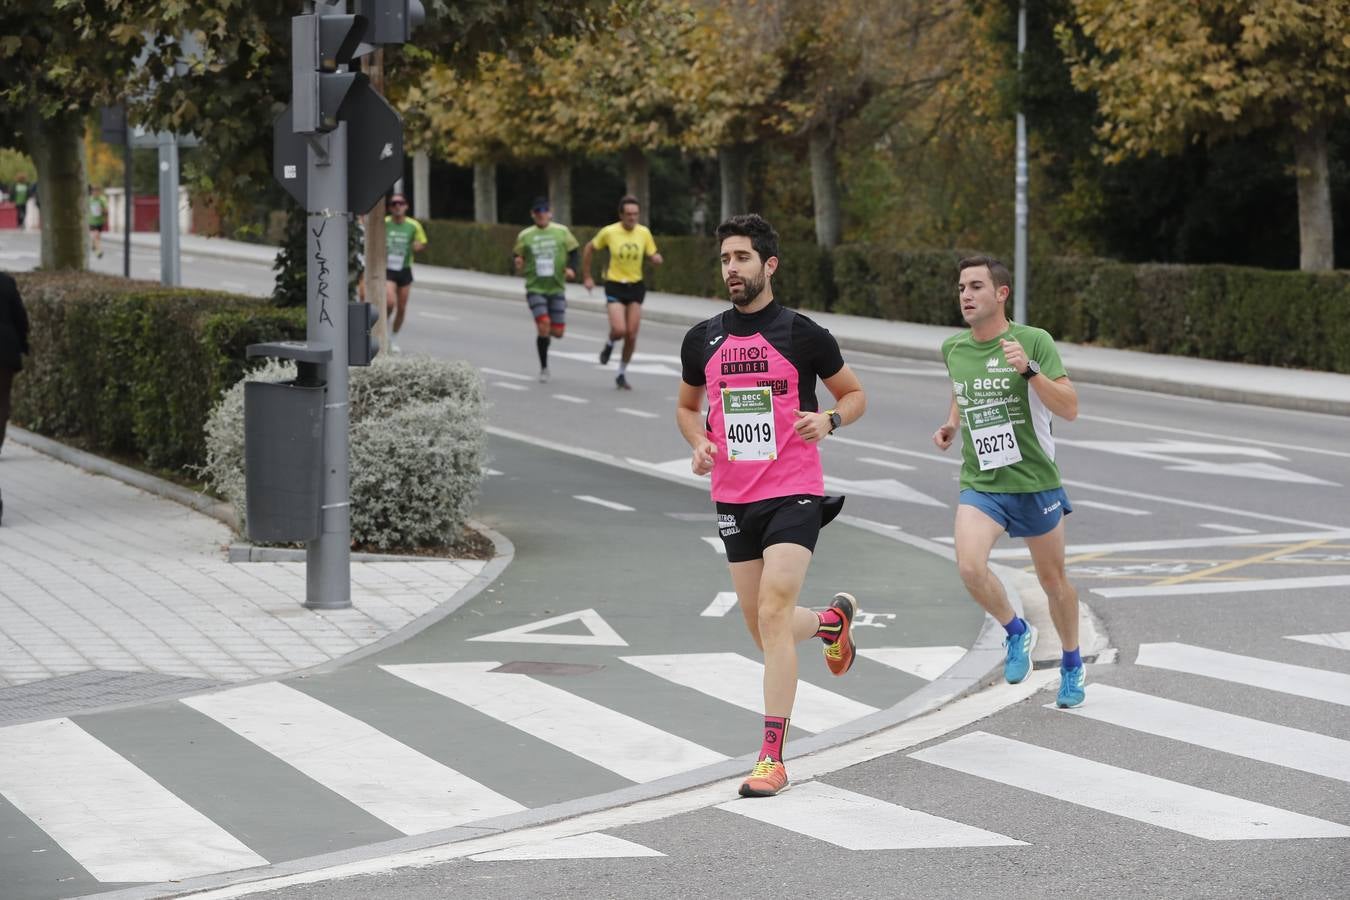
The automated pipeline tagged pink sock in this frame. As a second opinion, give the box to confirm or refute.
[760,715,789,761]
[814,607,844,642]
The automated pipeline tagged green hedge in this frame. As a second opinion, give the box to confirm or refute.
[13,273,305,473]
[421,219,835,311]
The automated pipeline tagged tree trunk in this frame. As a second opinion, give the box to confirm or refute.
[26,107,88,270]
[412,149,430,220]
[1293,122,1334,272]
[473,162,498,224]
[719,144,750,222]
[623,147,650,225]
[808,125,841,249]
[546,159,572,224]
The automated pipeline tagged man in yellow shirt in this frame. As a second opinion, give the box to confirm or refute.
[582,195,663,389]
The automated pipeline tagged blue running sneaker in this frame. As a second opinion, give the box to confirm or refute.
[1056,664,1086,708]
[1003,624,1037,684]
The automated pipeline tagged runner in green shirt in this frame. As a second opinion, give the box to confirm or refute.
[932,255,1086,709]
[510,197,580,380]
[513,197,579,382]
[87,186,108,259]
[384,193,427,352]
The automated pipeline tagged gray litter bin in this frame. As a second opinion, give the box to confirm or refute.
[244,379,324,543]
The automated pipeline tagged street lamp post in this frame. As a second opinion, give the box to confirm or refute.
[1014,0,1029,324]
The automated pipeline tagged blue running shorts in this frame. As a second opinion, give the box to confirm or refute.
[959,487,1073,538]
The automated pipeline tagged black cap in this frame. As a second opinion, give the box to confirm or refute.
[530,196,550,212]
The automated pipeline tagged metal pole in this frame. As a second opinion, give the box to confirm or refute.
[1013,0,1029,324]
[304,123,352,610]
[123,123,132,278]
[157,132,181,285]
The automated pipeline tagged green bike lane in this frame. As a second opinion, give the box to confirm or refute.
[1,434,981,899]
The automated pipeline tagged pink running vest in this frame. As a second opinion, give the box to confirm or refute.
[701,307,824,503]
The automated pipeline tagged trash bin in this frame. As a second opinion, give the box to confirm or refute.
[244,378,324,543]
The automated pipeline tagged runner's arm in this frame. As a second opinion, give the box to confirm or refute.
[933,395,959,450]
[581,242,596,290]
[412,220,428,253]
[677,381,716,475]
[1031,375,1078,421]
[796,364,865,444]
[566,248,580,280]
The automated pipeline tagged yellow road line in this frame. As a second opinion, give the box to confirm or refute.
[1151,539,1330,586]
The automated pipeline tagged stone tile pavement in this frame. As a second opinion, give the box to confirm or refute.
[0,441,488,690]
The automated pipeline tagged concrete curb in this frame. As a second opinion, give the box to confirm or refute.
[8,427,235,527]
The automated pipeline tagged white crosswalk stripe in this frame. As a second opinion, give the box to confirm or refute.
[717,781,1024,849]
[1050,684,1350,783]
[1136,642,1350,706]
[0,717,267,883]
[382,661,728,781]
[910,731,1350,840]
[620,652,878,732]
[183,682,526,833]
[5,649,1350,882]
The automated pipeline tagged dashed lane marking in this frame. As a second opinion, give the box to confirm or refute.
[573,494,634,512]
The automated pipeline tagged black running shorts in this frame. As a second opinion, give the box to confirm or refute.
[603,280,646,305]
[386,267,413,287]
[715,494,825,563]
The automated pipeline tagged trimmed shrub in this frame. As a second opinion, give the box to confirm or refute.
[13,273,306,471]
[201,356,487,549]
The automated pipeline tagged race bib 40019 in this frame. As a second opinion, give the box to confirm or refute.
[722,386,776,461]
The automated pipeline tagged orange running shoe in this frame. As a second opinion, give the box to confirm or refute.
[823,592,858,676]
[739,756,789,797]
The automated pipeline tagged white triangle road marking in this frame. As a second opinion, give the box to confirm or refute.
[701,591,739,617]
[467,608,627,646]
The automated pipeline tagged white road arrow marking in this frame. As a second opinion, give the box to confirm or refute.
[1058,439,1337,485]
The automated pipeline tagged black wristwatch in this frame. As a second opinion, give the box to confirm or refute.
[826,409,842,433]
[1022,360,1041,380]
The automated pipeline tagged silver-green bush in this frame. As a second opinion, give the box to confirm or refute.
[201,356,487,549]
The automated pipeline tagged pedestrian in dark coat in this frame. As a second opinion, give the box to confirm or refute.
[0,271,31,455]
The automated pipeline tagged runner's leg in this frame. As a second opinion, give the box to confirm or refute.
[1024,520,1080,653]
[621,301,642,366]
[606,300,626,344]
[392,283,411,333]
[953,504,1016,624]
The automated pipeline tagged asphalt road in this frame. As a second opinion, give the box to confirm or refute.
[2,232,1348,898]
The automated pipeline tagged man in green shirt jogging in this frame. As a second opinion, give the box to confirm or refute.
[932,255,1086,708]
[513,197,579,382]
[87,186,108,259]
[384,193,427,352]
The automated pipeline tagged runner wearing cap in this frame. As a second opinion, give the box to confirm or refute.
[513,197,580,382]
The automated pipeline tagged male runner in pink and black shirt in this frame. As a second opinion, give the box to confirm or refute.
[676,214,867,798]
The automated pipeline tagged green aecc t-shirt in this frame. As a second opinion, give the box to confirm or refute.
[514,222,579,295]
[941,321,1068,493]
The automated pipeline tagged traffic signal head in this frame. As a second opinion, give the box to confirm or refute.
[355,0,425,44]
[349,302,380,366]
[292,10,370,133]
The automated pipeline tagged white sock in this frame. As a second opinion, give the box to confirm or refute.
[617,361,628,375]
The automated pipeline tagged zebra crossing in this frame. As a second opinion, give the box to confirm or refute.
[1,639,1347,892]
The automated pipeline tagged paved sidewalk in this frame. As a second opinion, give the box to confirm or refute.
[0,439,490,713]
[112,232,1350,416]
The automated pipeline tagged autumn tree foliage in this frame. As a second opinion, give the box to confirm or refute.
[1059,0,1350,270]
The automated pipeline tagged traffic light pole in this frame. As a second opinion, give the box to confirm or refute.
[304,124,352,610]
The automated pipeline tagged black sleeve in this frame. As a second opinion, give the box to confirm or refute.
[567,248,579,271]
[793,314,844,380]
[680,320,710,385]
